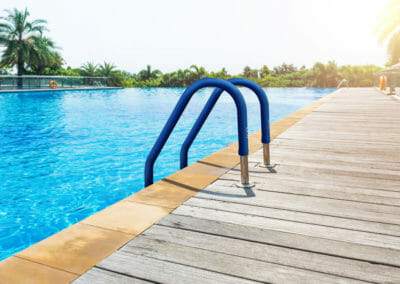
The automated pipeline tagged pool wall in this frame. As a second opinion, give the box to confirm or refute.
[0,93,333,283]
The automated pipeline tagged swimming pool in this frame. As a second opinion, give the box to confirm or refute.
[0,87,333,260]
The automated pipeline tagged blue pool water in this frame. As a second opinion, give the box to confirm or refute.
[0,87,333,260]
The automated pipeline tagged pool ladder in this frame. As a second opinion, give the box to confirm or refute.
[144,78,270,187]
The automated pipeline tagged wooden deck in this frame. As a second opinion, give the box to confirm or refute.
[75,88,400,283]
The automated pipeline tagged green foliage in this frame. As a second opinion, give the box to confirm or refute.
[308,61,340,87]
[377,0,400,65]
[0,8,62,75]
[272,63,297,75]
[98,62,116,77]
[137,65,161,81]
[339,65,382,87]
[0,67,9,74]
[387,31,400,65]
[54,66,81,76]
[242,66,259,79]
[51,62,380,88]
[80,62,98,77]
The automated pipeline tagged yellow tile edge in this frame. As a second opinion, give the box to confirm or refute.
[0,93,332,283]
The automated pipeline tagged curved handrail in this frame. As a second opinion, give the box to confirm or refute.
[180,78,270,169]
[144,78,249,186]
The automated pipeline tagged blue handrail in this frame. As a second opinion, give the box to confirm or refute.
[144,78,249,186]
[180,78,270,169]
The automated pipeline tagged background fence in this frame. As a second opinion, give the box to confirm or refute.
[0,76,110,90]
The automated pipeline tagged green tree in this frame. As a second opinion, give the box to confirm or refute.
[189,64,207,80]
[80,62,99,76]
[387,31,400,65]
[0,8,58,86]
[309,61,340,87]
[56,66,81,76]
[28,37,63,74]
[339,65,382,87]
[242,66,258,78]
[273,63,297,75]
[377,0,400,64]
[98,62,116,77]
[259,65,270,78]
[108,70,134,87]
[0,67,8,75]
[137,65,161,81]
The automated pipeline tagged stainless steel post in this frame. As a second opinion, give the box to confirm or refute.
[238,155,254,188]
[263,143,270,166]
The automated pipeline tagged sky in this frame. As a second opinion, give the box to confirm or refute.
[1,0,389,73]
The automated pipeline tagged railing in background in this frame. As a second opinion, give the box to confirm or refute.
[0,75,110,90]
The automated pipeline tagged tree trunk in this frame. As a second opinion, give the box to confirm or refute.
[17,50,24,89]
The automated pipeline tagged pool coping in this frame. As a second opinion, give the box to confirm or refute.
[0,93,332,283]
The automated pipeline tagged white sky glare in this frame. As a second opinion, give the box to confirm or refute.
[1,0,388,73]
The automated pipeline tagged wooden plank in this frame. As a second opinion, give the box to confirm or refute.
[249,147,400,176]
[214,177,400,207]
[252,147,400,171]
[122,234,367,283]
[201,180,400,225]
[136,225,400,283]
[215,176,400,201]
[292,124,400,133]
[223,170,400,194]
[278,130,400,144]
[74,267,151,284]
[173,204,400,250]
[272,137,400,158]
[247,161,400,182]
[186,196,400,237]
[226,164,400,192]
[96,251,256,284]
[159,214,400,267]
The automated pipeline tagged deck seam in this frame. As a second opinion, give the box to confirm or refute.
[116,249,269,284]
[179,200,400,237]
[91,266,160,283]
[156,221,400,269]
[123,235,377,283]
[191,195,400,227]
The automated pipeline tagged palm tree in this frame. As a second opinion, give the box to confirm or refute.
[259,65,270,78]
[0,8,51,87]
[309,61,339,88]
[137,65,161,81]
[377,0,400,64]
[387,31,400,65]
[98,62,116,77]
[310,62,328,87]
[29,37,63,74]
[80,62,98,77]
[242,66,258,78]
[190,64,206,80]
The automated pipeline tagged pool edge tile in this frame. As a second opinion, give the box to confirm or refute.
[127,180,204,209]
[81,201,172,235]
[0,256,78,284]
[16,223,132,275]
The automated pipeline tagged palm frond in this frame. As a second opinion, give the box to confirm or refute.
[377,0,400,42]
[0,8,62,74]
